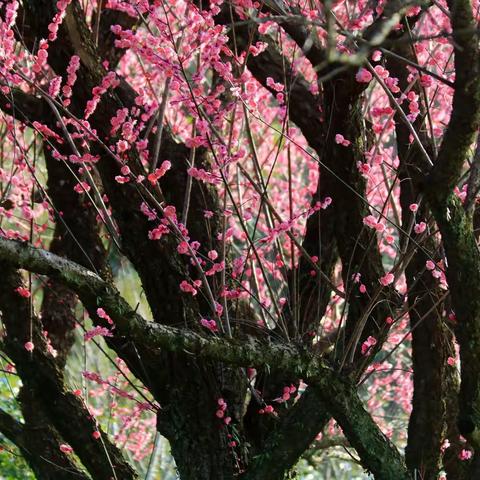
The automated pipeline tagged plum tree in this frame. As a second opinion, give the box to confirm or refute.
[0,1,479,479]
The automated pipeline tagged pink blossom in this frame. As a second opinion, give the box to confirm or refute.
[385,76,400,93]
[380,273,395,286]
[177,241,190,255]
[363,215,378,229]
[266,77,284,92]
[116,140,129,153]
[459,449,472,461]
[74,182,91,194]
[180,280,198,296]
[206,261,225,276]
[321,197,332,209]
[414,222,427,234]
[59,444,73,454]
[358,162,371,175]
[114,175,130,184]
[148,161,171,185]
[97,308,113,325]
[208,250,218,260]
[335,133,351,147]
[148,225,169,240]
[420,74,433,88]
[140,202,157,221]
[49,76,62,98]
[426,260,436,271]
[355,68,373,83]
[188,167,221,185]
[84,326,113,342]
[24,342,34,352]
[69,153,100,164]
[361,336,377,355]
[441,439,451,453]
[200,318,218,332]
[264,405,274,414]
[163,205,177,219]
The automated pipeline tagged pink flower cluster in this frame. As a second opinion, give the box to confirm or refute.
[148,224,169,240]
[335,133,351,147]
[148,161,171,185]
[33,40,49,74]
[363,215,386,232]
[380,273,395,287]
[273,384,297,403]
[47,0,72,41]
[361,336,377,356]
[258,404,275,415]
[187,167,221,185]
[200,318,218,332]
[85,72,120,118]
[84,326,113,342]
[355,68,372,83]
[180,279,202,296]
[69,153,100,164]
[97,307,113,325]
[62,55,80,106]
[215,398,231,425]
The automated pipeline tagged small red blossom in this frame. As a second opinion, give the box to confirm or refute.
[59,444,73,454]
[15,287,31,298]
[380,273,395,286]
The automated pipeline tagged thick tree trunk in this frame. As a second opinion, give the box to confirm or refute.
[156,359,247,480]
